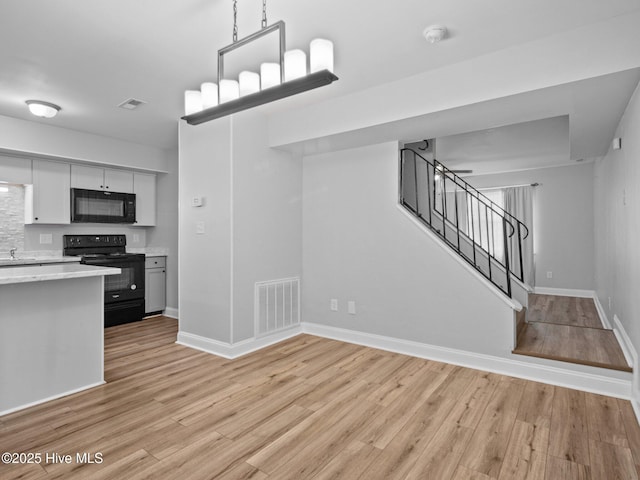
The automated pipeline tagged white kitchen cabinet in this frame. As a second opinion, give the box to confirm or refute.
[0,155,32,184]
[71,164,133,193]
[133,172,156,226]
[145,256,166,314]
[25,160,70,224]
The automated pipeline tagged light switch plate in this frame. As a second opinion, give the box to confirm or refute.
[196,221,205,234]
[348,301,356,315]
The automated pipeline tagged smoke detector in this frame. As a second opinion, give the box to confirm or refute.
[423,25,447,44]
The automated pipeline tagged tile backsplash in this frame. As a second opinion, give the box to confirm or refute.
[0,185,25,255]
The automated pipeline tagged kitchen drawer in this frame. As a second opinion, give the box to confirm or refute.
[145,256,166,269]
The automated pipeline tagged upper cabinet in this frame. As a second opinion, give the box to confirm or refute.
[25,160,70,224]
[0,155,32,184]
[133,173,156,226]
[71,164,133,193]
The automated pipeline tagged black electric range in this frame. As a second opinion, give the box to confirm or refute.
[63,234,145,327]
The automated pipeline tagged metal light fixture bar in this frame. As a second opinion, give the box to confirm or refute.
[183,69,338,125]
[218,21,286,87]
[182,20,338,125]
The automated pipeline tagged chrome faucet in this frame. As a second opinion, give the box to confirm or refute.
[9,248,16,259]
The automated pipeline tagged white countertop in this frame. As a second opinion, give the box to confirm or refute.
[0,256,81,267]
[129,247,169,257]
[0,263,121,285]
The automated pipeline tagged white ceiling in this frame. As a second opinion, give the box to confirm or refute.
[1,0,639,151]
[436,116,570,176]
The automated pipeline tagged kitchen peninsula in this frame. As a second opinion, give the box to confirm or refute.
[0,263,120,414]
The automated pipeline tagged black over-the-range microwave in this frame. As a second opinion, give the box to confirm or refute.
[70,188,136,224]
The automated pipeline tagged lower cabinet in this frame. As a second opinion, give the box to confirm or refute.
[145,256,166,315]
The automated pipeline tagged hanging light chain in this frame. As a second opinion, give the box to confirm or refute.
[233,0,238,42]
[262,0,267,28]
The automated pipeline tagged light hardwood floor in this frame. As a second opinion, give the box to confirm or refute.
[514,294,631,372]
[1,316,640,479]
[528,294,602,328]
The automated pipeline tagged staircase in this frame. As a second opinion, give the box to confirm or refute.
[399,145,529,299]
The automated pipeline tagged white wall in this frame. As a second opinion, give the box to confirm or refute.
[231,112,303,343]
[594,81,640,366]
[466,163,595,290]
[178,110,302,345]
[0,114,168,172]
[302,142,514,356]
[179,117,232,342]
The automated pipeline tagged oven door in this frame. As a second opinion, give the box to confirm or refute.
[85,257,145,303]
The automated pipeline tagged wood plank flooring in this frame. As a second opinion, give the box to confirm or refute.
[514,294,631,372]
[1,315,640,480]
[528,294,603,328]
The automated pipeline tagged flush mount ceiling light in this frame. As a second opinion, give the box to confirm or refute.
[182,0,338,125]
[26,100,61,118]
[423,25,447,44]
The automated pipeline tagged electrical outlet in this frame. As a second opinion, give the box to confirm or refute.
[546,271,553,279]
[39,233,52,244]
[196,221,205,234]
[348,301,356,315]
[330,299,338,311]
[133,233,140,243]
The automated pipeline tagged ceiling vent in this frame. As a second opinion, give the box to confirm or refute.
[118,98,147,110]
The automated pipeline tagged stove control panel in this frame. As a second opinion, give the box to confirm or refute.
[63,234,127,248]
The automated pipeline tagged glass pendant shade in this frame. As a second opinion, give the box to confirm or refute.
[219,79,240,103]
[310,38,334,73]
[184,90,203,115]
[201,82,219,108]
[284,49,307,81]
[260,63,281,89]
[239,71,260,96]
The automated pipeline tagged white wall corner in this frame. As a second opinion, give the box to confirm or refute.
[163,307,179,319]
[592,295,612,329]
[611,315,640,426]
[176,326,302,360]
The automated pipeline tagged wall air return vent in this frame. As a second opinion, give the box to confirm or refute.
[117,98,147,110]
[255,277,300,337]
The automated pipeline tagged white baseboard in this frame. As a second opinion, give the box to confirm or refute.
[613,315,636,371]
[301,323,632,399]
[164,307,179,319]
[533,287,595,298]
[592,295,612,329]
[176,325,302,359]
[176,319,635,410]
[0,381,105,417]
[611,315,640,426]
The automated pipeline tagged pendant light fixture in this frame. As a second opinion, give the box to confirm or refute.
[182,0,338,125]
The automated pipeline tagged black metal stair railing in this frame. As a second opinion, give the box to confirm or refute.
[399,148,529,297]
